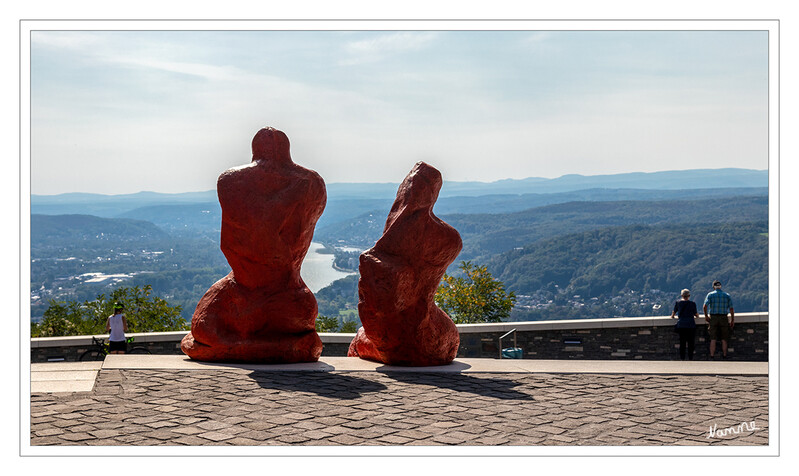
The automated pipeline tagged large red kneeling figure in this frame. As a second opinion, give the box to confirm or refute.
[348,162,462,366]
[181,127,326,363]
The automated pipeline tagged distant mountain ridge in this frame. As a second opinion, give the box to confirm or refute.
[31,168,768,219]
[33,167,767,207]
[31,214,169,244]
[329,168,768,199]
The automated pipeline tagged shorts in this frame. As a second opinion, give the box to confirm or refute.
[109,340,127,352]
[708,314,731,341]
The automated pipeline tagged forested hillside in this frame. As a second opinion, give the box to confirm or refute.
[488,222,768,320]
[316,195,768,262]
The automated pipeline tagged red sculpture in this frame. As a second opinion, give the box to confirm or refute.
[181,127,326,363]
[348,162,462,366]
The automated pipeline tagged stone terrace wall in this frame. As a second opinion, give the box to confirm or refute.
[29,332,354,363]
[30,313,768,363]
[456,312,768,361]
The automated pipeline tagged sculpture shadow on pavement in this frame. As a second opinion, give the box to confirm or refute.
[247,371,389,399]
[377,371,535,401]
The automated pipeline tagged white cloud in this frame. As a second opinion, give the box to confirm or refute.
[106,57,245,82]
[31,31,103,50]
[342,31,439,65]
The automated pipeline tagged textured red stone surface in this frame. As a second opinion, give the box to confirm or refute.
[181,127,326,363]
[348,162,462,366]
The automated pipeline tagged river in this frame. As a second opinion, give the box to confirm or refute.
[300,242,357,293]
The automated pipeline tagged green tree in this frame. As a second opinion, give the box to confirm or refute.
[31,285,187,337]
[339,320,358,333]
[315,315,340,333]
[435,261,517,324]
[33,299,88,337]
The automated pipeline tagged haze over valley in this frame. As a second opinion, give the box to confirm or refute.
[29,168,768,327]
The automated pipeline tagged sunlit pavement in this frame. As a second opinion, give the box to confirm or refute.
[29,356,768,447]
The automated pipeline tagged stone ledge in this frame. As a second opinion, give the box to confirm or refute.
[31,331,359,348]
[455,312,766,334]
[30,312,767,348]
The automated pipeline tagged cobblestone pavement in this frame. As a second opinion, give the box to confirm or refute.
[30,369,769,446]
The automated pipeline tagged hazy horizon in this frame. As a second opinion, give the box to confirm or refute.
[28,166,768,197]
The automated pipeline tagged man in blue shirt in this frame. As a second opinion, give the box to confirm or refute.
[703,280,735,359]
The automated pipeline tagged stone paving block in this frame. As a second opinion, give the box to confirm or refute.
[172,435,211,445]
[220,416,251,425]
[173,417,205,425]
[237,429,273,441]
[281,411,315,421]
[145,420,180,429]
[259,415,296,425]
[431,420,462,429]
[276,433,311,444]
[225,437,262,446]
[54,412,87,420]
[60,432,95,442]
[68,424,99,433]
[504,435,548,445]
[593,435,634,445]
[475,435,511,445]
[240,420,277,431]
[386,421,418,430]
[415,424,452,436]
[536,425,568,435]
[170,426,204,436]
[30,416,57,425]
[216,424,250,436]
[328,434,367,445]
[197,431,235,442]
[341,420,373,429]
[443,430,483,442]
[196,419,233,432]
[316,424,353,436]
[429,434,468,445]
[549,434,578,444]
[391,429,433,441]
[301,429,334,440]
[140,428,182,440]
[49,419,82,428]
[309,416,349,426]
[566,423,608,439]
[376,434,415,445]
[355,427,398,439]
[113,434,149,444]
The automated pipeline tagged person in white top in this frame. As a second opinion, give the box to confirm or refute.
[106,303,129,354]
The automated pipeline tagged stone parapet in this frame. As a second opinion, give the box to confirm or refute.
[455,312,768,361]
[30,312,768,362]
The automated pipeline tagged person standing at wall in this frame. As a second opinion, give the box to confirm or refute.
[670,288,698,360]
[106,303,128,354]
[703,280,735,359]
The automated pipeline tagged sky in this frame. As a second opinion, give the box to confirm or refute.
[29,28,769,195]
